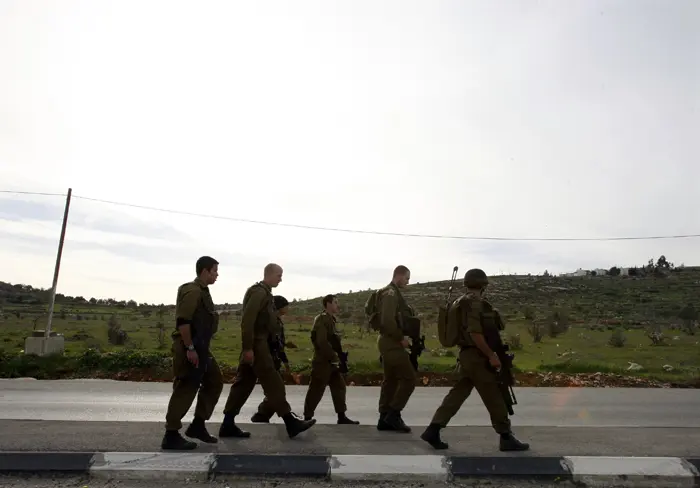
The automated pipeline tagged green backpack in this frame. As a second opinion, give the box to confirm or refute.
[437,294,466,347]
[364,289,381,331]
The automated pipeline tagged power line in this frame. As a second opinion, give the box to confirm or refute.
[2,189,700,242]
[0,189,66,197]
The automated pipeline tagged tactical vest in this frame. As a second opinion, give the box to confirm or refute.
[379,284,416,336]
[460,297,498,348]
[177,281,219,352]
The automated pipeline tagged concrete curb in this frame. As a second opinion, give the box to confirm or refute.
[0,452,699,485]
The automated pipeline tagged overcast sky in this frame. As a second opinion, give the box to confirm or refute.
[1,0,698,305]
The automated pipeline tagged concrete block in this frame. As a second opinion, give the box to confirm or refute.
[24,335,65,356]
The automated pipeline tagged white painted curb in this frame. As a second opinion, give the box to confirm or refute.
[564,456,698,488]
[90,452,215,481]
[329,454,450,481]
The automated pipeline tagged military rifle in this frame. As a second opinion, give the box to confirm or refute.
[445,266,459,307]
[268,333,283,371]
[483,314,518,415]
[408,334,425,371]
[329,332,349,374]
[338,351,349,374]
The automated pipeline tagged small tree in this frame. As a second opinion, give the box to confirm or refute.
[107,314,128,346]
[608,328,626,348]
[546,310,570,338]
[679,304,697,335]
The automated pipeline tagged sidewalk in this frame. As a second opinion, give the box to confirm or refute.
[0,421,698,485]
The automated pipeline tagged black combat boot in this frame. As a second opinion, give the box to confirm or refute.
[420,423,448,450]
[377,412,392,431]
[383,409,411,433]
[499,432,530,451]
[184,416,218,443]
[337,413,359,425]
[161,430,197,450]
[218,414,251,438]
[250,412,271,423]
[283,412,316,438]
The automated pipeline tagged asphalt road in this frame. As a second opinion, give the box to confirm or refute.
[2,379,699,427]
[0,379,699,457]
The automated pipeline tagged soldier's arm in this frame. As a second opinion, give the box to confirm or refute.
[379,291,404,341]
[465,301,496,358]
[312,316,336,361]
[241,289,264,351]
[175,285,201,348]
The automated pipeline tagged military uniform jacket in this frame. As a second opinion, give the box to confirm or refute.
[311,312,340,363]
[240,281,277,351]
[377,282,414,342]
[173,277,219,353]
[457,293,501,348]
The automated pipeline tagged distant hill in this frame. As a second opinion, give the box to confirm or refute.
[286,264,700,328]
[2,257,698,328]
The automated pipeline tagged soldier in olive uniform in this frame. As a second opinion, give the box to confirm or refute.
[220,263,315,439]
[162,256,224,450]
[376,265,416,433]
[251,295,291,423]
[302,294,359,424]
[421,268,530,452]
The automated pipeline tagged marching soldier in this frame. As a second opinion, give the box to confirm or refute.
[420,268,530,451]
[303,294,359,424]
[219,263,315,439]
[162,256,224,450]
[376,265,416,433]
[251,295,291,423]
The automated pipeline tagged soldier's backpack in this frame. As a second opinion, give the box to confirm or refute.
[364,289,381,331]
[437,294,466,347]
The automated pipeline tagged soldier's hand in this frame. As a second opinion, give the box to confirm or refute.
[489,353,501,370]
[186,350,199,368]
[242,349,254,364]
[400,339,409,348]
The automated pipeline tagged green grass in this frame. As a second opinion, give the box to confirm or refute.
[1,312,698,383]
[1,263,699,384]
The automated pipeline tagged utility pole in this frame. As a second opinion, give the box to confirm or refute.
[43,188,72,354]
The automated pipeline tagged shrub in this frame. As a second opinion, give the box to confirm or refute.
[608,328,626,347]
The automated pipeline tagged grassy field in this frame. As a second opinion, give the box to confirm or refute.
[1,260,699,386]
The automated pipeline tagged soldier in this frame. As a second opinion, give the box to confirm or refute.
[162,256,224,450]
[420,268,530,452]
[219,263,315,439]
[251,295,291,423]
[302,294,359,425]
[376,265,416,433]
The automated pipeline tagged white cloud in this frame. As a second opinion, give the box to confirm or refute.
[0,0,698,304]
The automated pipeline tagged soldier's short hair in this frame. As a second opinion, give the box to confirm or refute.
[264,263,282,276]
[322,294,337,308]
[196,256,219,275]
[393,265,410,277]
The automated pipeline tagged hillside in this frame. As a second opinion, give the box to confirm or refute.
[286,265,700,331]
[1,257,699,388]
[3,258,698,328]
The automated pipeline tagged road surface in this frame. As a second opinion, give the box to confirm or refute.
[0,379,699,457]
